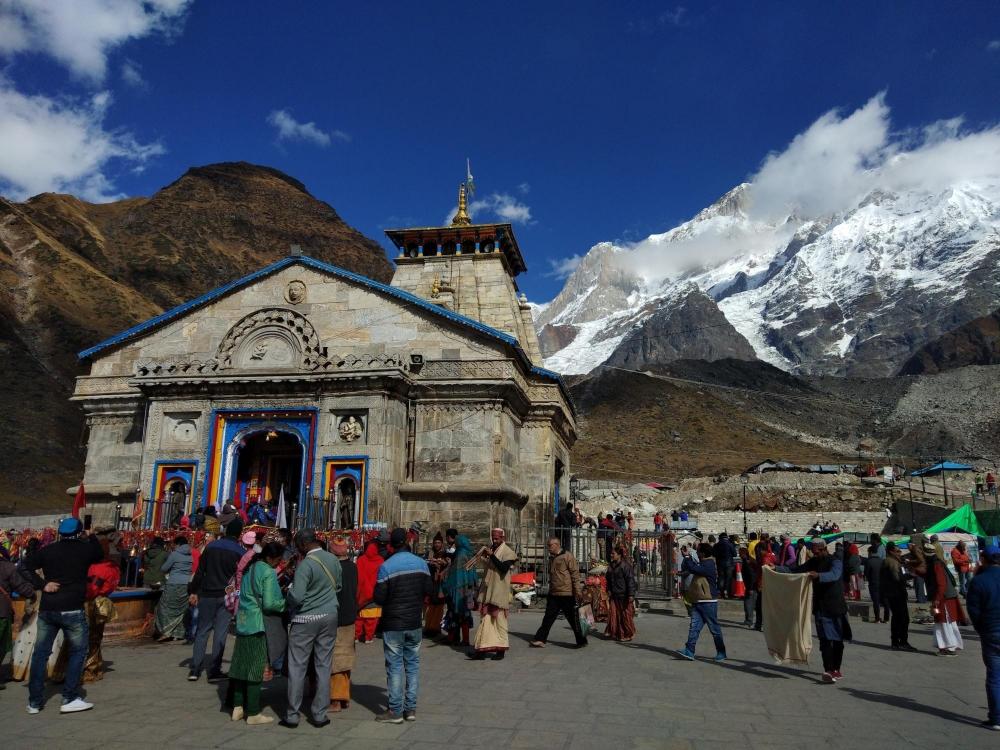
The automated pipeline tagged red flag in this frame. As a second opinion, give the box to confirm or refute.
[72,483,87,519]
[131,490,145,527]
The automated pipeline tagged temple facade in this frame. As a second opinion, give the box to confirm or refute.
[71,193,575,540]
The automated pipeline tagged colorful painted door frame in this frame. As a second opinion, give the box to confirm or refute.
[203,408,318,515]
[320,456,370,528]
[148,461,199,528]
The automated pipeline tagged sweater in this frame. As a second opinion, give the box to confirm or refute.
[161,545,193,585]
[606,559,636,600]
[968,566,1000,639]
[0,559,35,619]
[373,549,432,632]
[142,546,169,588]
[188,537,244,597]
[287,548,342,618]
[235,560,286,635]
[25,536,103,611]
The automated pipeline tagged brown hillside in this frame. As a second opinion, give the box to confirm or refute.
[0,162,392,513]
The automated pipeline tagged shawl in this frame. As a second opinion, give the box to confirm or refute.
[443,535,479,611]
[763,567,813,664]
[355,542,382,607]
[478,542,517,608]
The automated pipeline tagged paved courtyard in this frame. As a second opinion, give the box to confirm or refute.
[0,607,990,750]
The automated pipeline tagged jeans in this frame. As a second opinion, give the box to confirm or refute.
[983,638,1000,725]
[286,614,338,724]
[29,609,88,708]
[190,595,232,676]
[914,576,927,603]
[743,590,757,625]
[685,601,725,655]
[383,628,422,715]
[533,595,586,645]
[957,570,970,597]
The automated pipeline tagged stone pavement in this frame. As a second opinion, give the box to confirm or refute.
[0,609,990,750]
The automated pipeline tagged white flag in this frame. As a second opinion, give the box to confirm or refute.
[277,485,288,529]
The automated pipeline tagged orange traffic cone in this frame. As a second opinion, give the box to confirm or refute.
[732,561,746,598]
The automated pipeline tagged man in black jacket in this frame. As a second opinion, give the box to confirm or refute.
[187,518,244,681]
[372,528,432,724]
[797,538,849,683]
[25,517,103,714]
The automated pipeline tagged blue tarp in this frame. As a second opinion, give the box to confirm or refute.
[910,461,974,477]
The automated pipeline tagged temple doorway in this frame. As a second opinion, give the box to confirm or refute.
[232,430,303,508]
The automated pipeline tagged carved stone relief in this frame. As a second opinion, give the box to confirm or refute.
[337,415,365,443]
[285,280,307,305]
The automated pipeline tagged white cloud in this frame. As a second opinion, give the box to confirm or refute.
[266,109,349,147]
[748,93,890,221]
[658,6,687,26]
[616,93,1000,280]
[121,58,145,88]
[444,191,533,226]
[988,39,1000,51]
[0,0,193,82]
[472,192,532,223]
[545,254,584,279]
[517,182,531,194]
[0,83,164,201]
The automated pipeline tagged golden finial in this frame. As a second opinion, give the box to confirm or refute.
[451,182,471,226]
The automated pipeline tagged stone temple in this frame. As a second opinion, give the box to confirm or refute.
[71,186,576,540]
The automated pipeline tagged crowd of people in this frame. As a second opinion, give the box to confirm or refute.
[5,507,1000,733]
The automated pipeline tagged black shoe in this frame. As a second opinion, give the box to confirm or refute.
[374,711,404,724]
[899,643,918,652]
[403,710,416,721]
[492,651,506,660]
[206,671,227,682]
[278,720,299,729]
[309,718,330,728]
[187,671,199,682]
[575,639,589,649]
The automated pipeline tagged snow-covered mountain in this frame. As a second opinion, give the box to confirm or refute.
[536,180,1000,376]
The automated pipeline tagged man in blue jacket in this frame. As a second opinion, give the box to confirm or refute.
[372,528,432,724]
[967,544,1000,731]
[677,542,727,662]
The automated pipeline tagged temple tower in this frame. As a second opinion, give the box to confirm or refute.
[385,184,543,362]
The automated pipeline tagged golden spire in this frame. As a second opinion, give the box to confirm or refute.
[451,182,471,226]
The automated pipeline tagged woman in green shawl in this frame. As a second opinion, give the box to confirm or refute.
[226,541,286,725]
[442,535,479,646]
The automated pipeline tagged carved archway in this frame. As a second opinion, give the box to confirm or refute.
[216,308,328,370]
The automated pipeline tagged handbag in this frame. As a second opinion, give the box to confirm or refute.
[223,574,240,613]
[578,603,595,636]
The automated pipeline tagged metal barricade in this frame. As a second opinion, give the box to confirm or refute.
[514,525,673,599]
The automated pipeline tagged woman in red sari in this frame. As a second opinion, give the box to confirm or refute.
[355,542,383,643]
[605,546,637,641]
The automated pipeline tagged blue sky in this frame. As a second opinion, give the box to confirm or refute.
[2,2,1000,302]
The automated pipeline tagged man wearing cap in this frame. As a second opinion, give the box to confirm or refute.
[188,518,245,681]
[372,527,432,723]
[282,528,341,729]
[967,544,1000,730]
[795,537,850,683]
[23,517,103,714]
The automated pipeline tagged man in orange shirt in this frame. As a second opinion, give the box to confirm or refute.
[951,541,972,596]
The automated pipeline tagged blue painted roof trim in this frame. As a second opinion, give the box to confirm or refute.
[78,255,519,359]
[78,254,576,414]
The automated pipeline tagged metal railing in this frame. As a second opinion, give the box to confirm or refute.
[513,525,675,599]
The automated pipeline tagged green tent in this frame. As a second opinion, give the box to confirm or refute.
[923,503,985,536]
